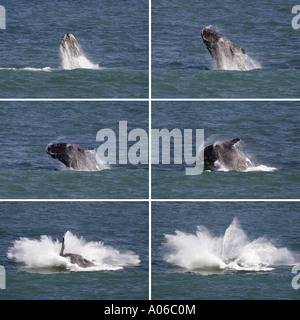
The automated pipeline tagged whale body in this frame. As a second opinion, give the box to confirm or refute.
[201,26,257,71]
[204,138,253,171]
[60,33,99,69]
[60,237,95,268]
[46,143,99,171]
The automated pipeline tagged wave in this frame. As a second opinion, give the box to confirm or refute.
[163,218,296,273]
[0,67,52,72]
[7,231,140,273]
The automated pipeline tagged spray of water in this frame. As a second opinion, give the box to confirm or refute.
[214,42,261,71]
[163,218,296,273]
[59,40,99,70]
[8,231,140,273]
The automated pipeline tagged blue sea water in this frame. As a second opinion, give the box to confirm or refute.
[0,101,149,199]
[0,201,148,300]
[0,0,299,302]
[0,0,148,98]
[151,101,300,199]
[152,202,300,300]
[152,0,300,98]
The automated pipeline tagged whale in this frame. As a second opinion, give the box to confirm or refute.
[203,138,253,171]
[61,33,86,59]
[60,237,95,268]
[201,26,250,71]
[46,143,99,171]
[60,33,99,69]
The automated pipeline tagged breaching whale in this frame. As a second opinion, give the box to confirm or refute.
[46,143,99,171]
[60,33,99,69]
[201,26,257,71]
[60,237,95,268]
[203,138,253,171]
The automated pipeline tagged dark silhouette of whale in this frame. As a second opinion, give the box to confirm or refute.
[59,237,95,268]
[204,138,253,171]
[46,143,99,171]
[201,26,249,70]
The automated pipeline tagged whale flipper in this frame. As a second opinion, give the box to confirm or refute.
[59,236,95,268]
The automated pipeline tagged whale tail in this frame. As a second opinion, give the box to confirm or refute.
[60,237,65,256]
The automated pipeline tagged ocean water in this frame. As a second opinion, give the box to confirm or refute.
[0,201,148,300]
[0,0,148,98]
[152,0,300,98]
[0,101,149,199]
[152,202,300,300]
[151,101,300,199]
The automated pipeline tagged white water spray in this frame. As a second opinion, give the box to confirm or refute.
[163,218,296,272]
[59,34,99,70]
[8,231,140,273]
[214,40,261,71]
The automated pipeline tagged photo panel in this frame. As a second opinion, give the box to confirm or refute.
[0,201,149,299]
[151,101,300,199]
[152,1,300,98]
[0,0,149,98]
[0,101,148,199]
[151,201,300,300]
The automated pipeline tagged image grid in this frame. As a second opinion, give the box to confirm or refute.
[0,0,299,303]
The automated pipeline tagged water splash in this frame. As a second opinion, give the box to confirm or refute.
[163,218,296,273]
[8,231,140,273]
[213,45,261,71]
[59,39,99,70]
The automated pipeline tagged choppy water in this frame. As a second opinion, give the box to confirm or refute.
[152,202,300,300]
[0,0,300,302]
[151,101,300,199]
[0,0,148,98]
[1,202,148,300]
[0,101,148,199]
[152,0,300,98]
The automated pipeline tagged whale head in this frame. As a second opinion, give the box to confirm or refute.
[47,143,77,167]
[46,143,97,170]
[201,26,246,70]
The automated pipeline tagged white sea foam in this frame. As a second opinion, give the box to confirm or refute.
[163,218,296,273]
[7,231,140,273]
[0,67,52,71]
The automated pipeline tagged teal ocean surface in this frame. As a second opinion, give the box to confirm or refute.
[152,0,300,98]
[1,202,148,300]
[0,101,148,199]
[0,0,299,302]
[152,202,300,300]
[0,0,148,98]
[152,101,300,199]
